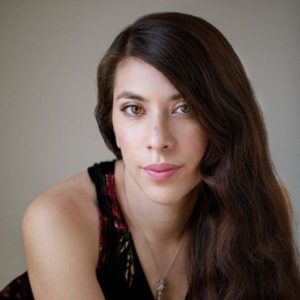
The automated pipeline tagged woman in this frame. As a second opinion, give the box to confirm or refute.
[1,12,299,300]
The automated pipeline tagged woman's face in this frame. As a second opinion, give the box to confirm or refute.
[112,57,208,204]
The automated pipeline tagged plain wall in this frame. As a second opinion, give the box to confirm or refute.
[1,0,299,288]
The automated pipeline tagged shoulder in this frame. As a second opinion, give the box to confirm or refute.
[22,170,99,260]
[22,170,101,297]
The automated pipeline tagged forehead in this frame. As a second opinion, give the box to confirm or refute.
[113,57,180,98]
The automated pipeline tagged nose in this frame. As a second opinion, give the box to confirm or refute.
[146,114,175,152]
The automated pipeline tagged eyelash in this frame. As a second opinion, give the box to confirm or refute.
[175,104,190,114]
[120,104,190,117]
[120,104,144,116]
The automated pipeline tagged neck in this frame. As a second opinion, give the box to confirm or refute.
[115,160,199,244]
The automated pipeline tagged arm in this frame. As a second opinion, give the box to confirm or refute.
[22,176,105,300]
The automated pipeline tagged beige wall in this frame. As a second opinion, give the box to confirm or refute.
[1,0,299,288]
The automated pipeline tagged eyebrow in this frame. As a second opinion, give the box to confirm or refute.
[115,91,184,101]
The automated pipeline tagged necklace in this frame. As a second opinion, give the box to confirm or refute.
[124,188,185,300]
[144,232,185,300]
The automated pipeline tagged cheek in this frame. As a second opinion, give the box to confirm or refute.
[194,134,208,155]
[187,135,208,166]
[113,122,141,153]
[112,109,128,149]
[180,125,208,154]
[113,124,124,149]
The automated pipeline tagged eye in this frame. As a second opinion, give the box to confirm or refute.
[174,104,191,114]
[121,104,144,116]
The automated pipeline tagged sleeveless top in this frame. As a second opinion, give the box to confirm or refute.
[1,161,190,299]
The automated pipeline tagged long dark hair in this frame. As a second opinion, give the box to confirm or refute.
[95,12,300,299]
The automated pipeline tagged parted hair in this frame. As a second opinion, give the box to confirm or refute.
[95,12,300,299]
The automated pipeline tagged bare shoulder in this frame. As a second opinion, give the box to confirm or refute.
[23,170,99,251]
[22,171,104,299]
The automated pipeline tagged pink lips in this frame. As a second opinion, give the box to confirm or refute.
[144,163,181,181]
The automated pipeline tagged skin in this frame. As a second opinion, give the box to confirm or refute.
[113,58,207,205]
[22,171,105,299]
[22,57,208,300]
[112,57,208,298]
[112,57,207,238]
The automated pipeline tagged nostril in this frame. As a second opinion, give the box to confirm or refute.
[146,121,175,151]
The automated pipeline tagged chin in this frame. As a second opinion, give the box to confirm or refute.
[141,183,196,206]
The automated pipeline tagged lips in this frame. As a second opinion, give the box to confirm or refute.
[143,163,181,181]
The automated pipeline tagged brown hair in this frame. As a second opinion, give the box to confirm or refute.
[95,12,300,299]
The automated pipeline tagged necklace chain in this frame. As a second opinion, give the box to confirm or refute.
[143,229,185,300]
[144,229,185,279]
[124,188,185,300]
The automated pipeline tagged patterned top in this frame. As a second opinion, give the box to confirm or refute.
[0,161,159,299]
[89,161,155,299]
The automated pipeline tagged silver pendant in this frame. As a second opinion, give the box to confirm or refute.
[155,278,166,300]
